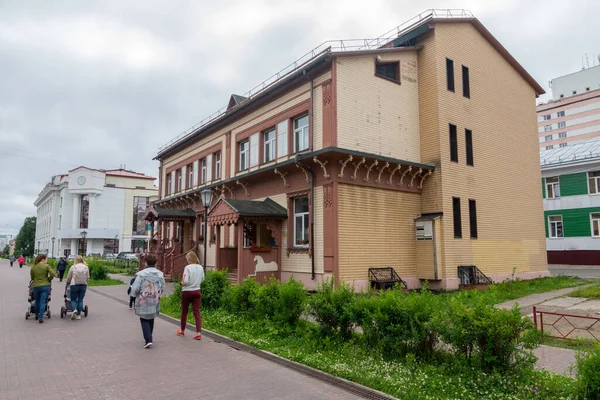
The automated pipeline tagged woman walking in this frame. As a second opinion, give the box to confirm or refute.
[66,255,89,320]
[176,251,205,340]
[131,254,164,349]
[30,254,55,323]
[56,256,68,282]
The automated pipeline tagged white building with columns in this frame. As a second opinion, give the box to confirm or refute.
[34,167,158,257]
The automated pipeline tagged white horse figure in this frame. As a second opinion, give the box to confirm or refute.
[254,255,278,272]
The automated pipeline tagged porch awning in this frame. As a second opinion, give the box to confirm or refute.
[414,212,443,221]
[208,198,287,225]
[145,206,196,221]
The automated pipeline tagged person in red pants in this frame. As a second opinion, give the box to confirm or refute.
[176,251,205,340]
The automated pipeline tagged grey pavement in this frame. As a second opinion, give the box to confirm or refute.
[549,265,600,279]
[0,260,374,400]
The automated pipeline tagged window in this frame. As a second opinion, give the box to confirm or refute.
[200,158,207,184]
[166,173,172,195]
[187,163,194,188]
[545,134,553,142]
[175,169,182,192]
[546,145,554,150]
[557,111,565,118]
[106,183,116,187]
[543,114,551,121]
[446,58,455,92]
[544,125,552,132]
[132,196,149,235]
[558,132,567,139]
[293,196,309,247]
[214,152,221,180]
[452,197,462,238]
[264,129,276,162]
[548,215,563,238]
[250,133,259,167]
[449,124,458,162]
[588,171,600,194]
[277,120,288,157]
[465,129,473,166]
[591,213,600,237]
[462,65,470,98]
[559,143,568,148]
[293,114,309,153]
[375,62,400,83]
[469,199,478,239]
[80,195,89,229]
[545,177,560,199]
[239,140,249,171]
[558,121,566,129]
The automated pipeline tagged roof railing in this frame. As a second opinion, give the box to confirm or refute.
[156,8,474,155]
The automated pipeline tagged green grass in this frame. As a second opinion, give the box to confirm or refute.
[569,283,600,299]
[88,278,125,287]
[541,335,599,351]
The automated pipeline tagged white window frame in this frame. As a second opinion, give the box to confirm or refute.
[544,125,552,132]
[176,169,182,192]
[416,221,433,241]
[200,158,207,184]
[548,215,563,239]
[293,115,309,153]
[544,135,552,142]
[277,120,288,158]
[545,176,560,199]
[558,132,567,139]
[546,145,553,150]
[559,143,567,148]
[188,163,194,188]
[588,171,600,195]
[293,196,309,248]
[591,213,600,238]
[557,111,565,118]
[264,129,276,163]
[214,152,221,180]
[250,133,259,167]
[206,154,213,182]
[558,121,566,129]
[543,114,551,121]
[239,140,249,171]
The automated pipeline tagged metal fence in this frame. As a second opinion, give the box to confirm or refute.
[533,306,600,342]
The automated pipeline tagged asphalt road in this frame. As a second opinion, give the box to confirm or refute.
[549,267,600,279]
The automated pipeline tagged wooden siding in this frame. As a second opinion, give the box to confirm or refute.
[338,184,420,282]
[415,240,435,280]
[544,207,600,237]
[559,173,588,197]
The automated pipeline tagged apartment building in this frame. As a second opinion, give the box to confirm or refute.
[34,167,158,257]
[147,9,549,290]
[541,140,600,265]
[537,64,600,149]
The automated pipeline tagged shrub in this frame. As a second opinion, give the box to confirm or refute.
[575,343,600,399]
[201,269,230,309]
[307,277,356,339]
[89,264,109,280]
[254,277,281,319]
[223,277,260,313]
[274,277,306,327]
[161,283,183,315]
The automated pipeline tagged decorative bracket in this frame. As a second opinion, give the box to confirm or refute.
[338,155,353,178]
[375,162,388,184]
[409,168,422,188]
[313,156,330,179]
[274,168,289,187]
[364,160,379,182]
[236,180,250,197]
[388,164,403,185]
[221,184,234,199]
[296,164,310,182]
[419,170,433,189]
[399,166,412,187]
[351,157,366,180]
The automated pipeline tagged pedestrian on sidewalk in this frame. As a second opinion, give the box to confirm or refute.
[56,256,68,282]
[131,254,164,349]
[30,254,55,323]
[66,255,89,320]
[9,255,15,266]
[18,255,24,268]
[127,274,136,310]
[176,251,205,340]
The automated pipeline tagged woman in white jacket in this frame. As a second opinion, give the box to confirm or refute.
[176,251,205,340]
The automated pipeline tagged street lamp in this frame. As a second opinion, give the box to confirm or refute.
[51,237,55,258]
[200,189,214,272]
[80,230,87,256]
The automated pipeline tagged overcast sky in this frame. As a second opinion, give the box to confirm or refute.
[1,0,598,235]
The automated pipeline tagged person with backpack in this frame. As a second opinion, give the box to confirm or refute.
[18,255,25,268]
[127,274,136,310]
[66,255,89,320]
[176,251,205,340]
[130,254,164,349]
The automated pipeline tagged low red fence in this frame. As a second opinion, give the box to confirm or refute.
[533,306,600,341]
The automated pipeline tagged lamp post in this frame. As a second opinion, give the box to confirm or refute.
[80,230,87,256]
[114,234,118,267]
[51,237,55,258]
[37,241,40,255]
[200,189,214,272]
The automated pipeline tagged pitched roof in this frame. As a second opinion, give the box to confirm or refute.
[103,169,155,180]
[221,198,287,218]
[540,139,600,168]
[152,207,196,219]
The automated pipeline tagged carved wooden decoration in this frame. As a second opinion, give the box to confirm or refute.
[236,180,250,197]
[338,155,353,178]
[399,166,412,187]
[322,79,332,106]
[313,156,330,178]
[376,162,389,184]
[323,182,333,208]
[274,168,289,187]
[388,164,403,185]
[409,168,422,188]
[296,164,310,182]
[419,170,433,189]
[265,221,281,247]
[351,157,366,180]
[221,184,234,199]
[364,160,379,182]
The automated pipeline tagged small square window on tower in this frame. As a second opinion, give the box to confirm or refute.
[375,61,400,84]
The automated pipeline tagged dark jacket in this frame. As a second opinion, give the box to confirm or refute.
[127,277,136,296]
[57,259,68,271]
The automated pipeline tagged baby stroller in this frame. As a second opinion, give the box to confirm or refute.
[60,284,88,318]
[25,280,51,320]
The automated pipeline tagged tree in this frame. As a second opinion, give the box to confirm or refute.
[15,217,36,257]
[1,245,8,257]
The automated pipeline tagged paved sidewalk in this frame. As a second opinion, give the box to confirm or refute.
[0,260,371,400]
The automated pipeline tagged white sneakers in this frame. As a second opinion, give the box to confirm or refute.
[144,342,153,349]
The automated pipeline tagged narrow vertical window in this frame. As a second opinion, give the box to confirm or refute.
[239,141,249,171]
[264,129,276,162]
[462,65,470,98]
[453,197,462,238]
[200,158,207,184]
[449,124,458,162]
[214,152,221,179]
[465,129,473,166]
[277,120,288,158]
[468,199,477,239]
[446,58,455,92]
[293,115,309,152]
[250,133,259,167]
[187,163,194,189]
